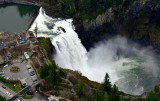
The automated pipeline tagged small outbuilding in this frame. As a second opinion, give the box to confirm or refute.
[24,52,30,59]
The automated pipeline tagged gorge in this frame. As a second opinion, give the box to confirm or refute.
[0,1,160,100]
[30,7,160,96]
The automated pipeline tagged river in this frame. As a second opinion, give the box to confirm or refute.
[0,3,159,96]
[0,3,39,33]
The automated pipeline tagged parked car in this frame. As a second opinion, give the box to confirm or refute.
[28,68,34,72]
[33,79,37,82]
[29,71,35,76]
[27,67,31,70]
[0,72,4,75]
[3,64,8,68]
[2,85,6,89]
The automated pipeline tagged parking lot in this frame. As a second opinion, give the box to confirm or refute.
[3,62,37,86]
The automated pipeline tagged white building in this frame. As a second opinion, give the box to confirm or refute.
[24,52,30,59]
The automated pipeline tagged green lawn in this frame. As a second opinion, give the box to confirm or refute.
[3,82,32,99]
[4,82,22,93]
[0,76,22,93]
[22,93,33,99]
[0,76,32,99]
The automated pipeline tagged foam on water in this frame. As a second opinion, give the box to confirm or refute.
[30,7,160,95]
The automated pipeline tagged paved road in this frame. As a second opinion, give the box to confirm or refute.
[0,82,16,99]
[10,86,31,101]
[2,62,45,101]
[10,79,44,101]
[25,91,47,101]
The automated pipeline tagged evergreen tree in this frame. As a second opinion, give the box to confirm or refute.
[61,0,76,15]
[81,0,90,14]
[146,91,160,101]
[0,95,6,101]
[40,64,50,78]
[109,84,120,101]
[154,85,160,93]
[47,63,61,87]
[103,73,112,94]
[40,63,61,87]
[92,90,105,101]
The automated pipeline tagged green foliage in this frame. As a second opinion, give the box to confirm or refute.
[22,93,32,99]
[5,83,22,93]
[120,96,125,101]
[146,91,160,101]
[145,85,160,101]
[103,73,112,94]
[40,63,61,87]
[60,0,76,15]
[0,76,22,93]
[0,76,18,84]
[71,70,102,89]
[0,95,6,101]
[109,84,120,101]
[39,84,45,91]
[92,90,108,101]
[154,85,160,93]
[132,98,141,101]
[42,0,123,20]
[40,64,50,78]
[47,63,61,87]
[80,97,87,101]
[38,37,53,63]
[77,81,85,96]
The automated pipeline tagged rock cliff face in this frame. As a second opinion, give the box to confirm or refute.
[83,8,113,31]
[75,0,160,52]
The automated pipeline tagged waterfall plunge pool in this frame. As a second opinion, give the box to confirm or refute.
[30,8,160,96]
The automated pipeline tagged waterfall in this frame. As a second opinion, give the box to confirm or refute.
[30,8,88,70]
[29,7,160,95]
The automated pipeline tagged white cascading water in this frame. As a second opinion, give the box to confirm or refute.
[30,7,160,95]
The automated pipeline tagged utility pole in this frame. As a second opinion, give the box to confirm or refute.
[34,23,38,37]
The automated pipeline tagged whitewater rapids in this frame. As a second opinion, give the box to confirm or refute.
[30,7,160,95]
